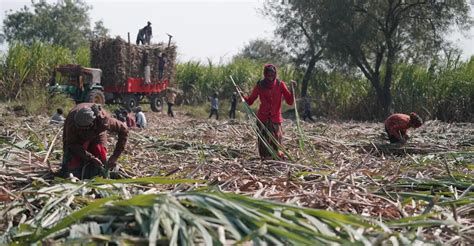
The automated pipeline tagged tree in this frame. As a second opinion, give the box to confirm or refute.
[91,20,110,39]
[2,0,94,51]
[319,0,472,117]
[262,1,327,97]
[234,39,289,65]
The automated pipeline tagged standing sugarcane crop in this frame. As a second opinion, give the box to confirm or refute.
[242,64,296,160]
[61,103,129,179]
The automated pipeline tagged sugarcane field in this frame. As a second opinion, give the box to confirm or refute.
[1,1,474,245]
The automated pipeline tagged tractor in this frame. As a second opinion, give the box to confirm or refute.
[48,64,105,104]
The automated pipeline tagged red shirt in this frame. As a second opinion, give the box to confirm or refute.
[126,114,136,128]
[244,79,294,123]
[384,113,411,139]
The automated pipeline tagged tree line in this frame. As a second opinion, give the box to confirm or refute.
[0,0,472,121]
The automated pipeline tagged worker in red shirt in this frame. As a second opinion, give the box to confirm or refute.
[124,110,136,128]
[384,112,423,143]
[243,64,296,160]
[61,103,129,179]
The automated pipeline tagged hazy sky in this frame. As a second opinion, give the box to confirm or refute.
[1,0,473,63]
[0,0,275,63]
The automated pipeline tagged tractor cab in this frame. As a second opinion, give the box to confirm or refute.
[49,64,105,104]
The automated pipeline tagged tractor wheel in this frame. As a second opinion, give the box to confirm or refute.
[123,95,139,111]
[86,89,105,104]
[150,94,163,112]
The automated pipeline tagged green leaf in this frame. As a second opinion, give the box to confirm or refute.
[27,196,118,243]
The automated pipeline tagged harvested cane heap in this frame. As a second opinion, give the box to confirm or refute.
[90,37,177,86]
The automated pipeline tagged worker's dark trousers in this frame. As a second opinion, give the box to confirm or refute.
[158,70,164,80]
[302,112,315,122]
[229,108,236,119]
[209,109,219,120]
[168,103,174,117]
[385,126,402,143]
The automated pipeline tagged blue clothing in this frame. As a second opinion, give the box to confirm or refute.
[211,97,219,110]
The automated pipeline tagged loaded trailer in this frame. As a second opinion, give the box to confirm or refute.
[49,37,176,112]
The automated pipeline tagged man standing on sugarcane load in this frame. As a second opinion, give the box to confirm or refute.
[61,103,128,179]
[136,28,145,45]
[143,21,152,45]
[242,64,296,160]
[384,112,423,144]
[158,53,167,80]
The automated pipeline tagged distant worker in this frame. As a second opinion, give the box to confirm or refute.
[115,108,126,122]
[166,89,177,117]
[302,96,315,122]
[61,103,128,179]
[124,109,136,128]
[209,92,219,120]
[229,92,237,119]
[158,53,167,80]
[50,108,65,124]
[384,112,423,144]
[135,106,147,128]
[136,28,145,45]
[243,64,296,160]
[143,21,152,45]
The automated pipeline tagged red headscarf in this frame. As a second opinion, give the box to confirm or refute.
[409,112,423,128]
[262,64,277,88]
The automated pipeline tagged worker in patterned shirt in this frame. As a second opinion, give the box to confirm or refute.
[384,112,423,144]
[61,103,128,179]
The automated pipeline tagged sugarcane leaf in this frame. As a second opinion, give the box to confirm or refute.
[93,176,205,185]
[113,194,157,207]
[27,196,117,243]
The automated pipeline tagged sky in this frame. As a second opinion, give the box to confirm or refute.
[0,0,275,63]
[1,0,473,63]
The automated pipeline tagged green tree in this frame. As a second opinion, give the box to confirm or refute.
[262,1,327,97]
[265,0,472,117]
[92,20,110,39]
[320,0,472,117]
[234,39,289,65]
[2,0,93,51]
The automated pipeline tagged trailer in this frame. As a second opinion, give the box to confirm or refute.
[91,37,176,112]
[104,77,169,112]
[49,37,176,112]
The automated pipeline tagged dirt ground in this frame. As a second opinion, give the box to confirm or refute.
[1,105,473,220]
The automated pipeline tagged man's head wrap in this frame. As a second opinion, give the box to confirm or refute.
[74,107,96,127]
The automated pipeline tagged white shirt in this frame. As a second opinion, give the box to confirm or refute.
[136,111,147,128]
[50,113,65,124]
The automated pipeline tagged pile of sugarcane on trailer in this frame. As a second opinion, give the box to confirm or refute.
[0,98,473,244]
[90,37,177,85]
